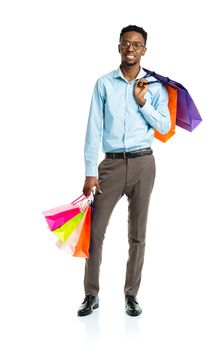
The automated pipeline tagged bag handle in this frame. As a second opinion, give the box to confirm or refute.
[142,70,166,83]
[71,194,85,205]
[71,192,94,206]
[142,68,188,92]
[79,192,94,211]
[142,68,176,85]
[71,194,91,205]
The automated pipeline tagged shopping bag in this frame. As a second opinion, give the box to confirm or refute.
[154,84,178,142]
[143,68,202,134]
[73,206,92,258]
[44,192,93,256]
[42,194,85,231]
[53,211,84,242]
[55,206,89,255]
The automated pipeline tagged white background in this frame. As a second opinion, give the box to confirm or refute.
[0,0,222,349]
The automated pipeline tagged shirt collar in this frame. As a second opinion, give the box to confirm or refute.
[113,66,147,81]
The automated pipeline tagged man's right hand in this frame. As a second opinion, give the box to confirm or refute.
[82,176,102,196]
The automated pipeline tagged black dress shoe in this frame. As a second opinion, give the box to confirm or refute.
[77,295,99,316]
[125,295,142,316]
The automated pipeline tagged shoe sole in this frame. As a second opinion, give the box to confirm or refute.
[77,303,99,317]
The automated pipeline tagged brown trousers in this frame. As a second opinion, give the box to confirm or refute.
[84,153,156,296]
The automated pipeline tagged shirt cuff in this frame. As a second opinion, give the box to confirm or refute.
[85,163,98,177]
[139,100,155,115]
[139,101,170,134]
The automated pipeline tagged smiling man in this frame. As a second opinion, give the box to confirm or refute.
[78,25,171,317]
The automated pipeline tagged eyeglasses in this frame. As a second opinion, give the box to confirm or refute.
[119,40,145,50]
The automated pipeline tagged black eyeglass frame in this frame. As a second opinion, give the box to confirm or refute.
[119,40,146,50]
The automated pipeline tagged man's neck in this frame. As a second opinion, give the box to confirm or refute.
[120,64,141,82]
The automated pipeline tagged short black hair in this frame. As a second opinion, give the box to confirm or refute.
[120,25,147,46]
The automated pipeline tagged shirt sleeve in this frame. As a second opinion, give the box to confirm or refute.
[139,83,171,134]
[84,80,104,177]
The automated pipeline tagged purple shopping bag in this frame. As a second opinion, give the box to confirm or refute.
[142,68,202,132]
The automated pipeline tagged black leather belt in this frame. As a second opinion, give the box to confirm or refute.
[105,147,153,159]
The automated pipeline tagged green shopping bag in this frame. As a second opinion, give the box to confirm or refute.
[53,211,84,242]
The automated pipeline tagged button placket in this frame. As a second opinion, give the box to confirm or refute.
[124,83,130,141]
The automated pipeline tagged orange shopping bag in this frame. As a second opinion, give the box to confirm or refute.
[154,84,178,142]
[73,206,92,258]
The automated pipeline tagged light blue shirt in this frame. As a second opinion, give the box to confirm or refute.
[84,66,171,176]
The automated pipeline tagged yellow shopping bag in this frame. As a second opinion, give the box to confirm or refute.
[53,211,84,242]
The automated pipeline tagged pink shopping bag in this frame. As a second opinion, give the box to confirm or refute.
[43,194,86,231]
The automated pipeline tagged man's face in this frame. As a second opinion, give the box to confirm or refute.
[118,31,147,66]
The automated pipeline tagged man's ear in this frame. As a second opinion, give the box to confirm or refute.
[142,47,147,56]
[118,44,121,54]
